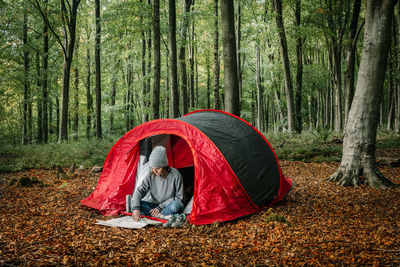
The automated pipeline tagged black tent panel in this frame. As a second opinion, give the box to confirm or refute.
[178,111,280,206]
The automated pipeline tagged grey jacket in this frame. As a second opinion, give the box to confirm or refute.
[132,168,183,211]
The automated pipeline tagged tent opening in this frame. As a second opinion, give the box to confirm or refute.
[135,134,195,214]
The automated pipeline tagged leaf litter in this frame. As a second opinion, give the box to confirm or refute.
[0,160,399,266]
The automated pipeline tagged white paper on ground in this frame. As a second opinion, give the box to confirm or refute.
[95,216,162,229]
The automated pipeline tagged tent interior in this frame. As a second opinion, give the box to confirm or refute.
[134,134,195,214]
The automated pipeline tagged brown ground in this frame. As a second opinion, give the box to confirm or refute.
[0,160,399,266]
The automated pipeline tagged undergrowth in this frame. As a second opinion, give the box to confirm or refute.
[0,137,116,172]
[0,130,398,172]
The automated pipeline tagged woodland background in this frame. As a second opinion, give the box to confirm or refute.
[1,0,400,265]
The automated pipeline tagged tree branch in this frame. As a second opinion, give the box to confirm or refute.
[352,18,365,48]
[31,0,66,55]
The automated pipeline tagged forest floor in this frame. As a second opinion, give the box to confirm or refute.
[1,151,400,266]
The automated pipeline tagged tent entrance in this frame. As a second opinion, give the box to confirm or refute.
[136,134,194,213]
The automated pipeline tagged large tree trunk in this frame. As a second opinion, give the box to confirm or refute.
[179,0,192,115]
[95,0,102,139]
[295,0,303,133]
[42,0,49,143]
[169,0,179,117]
[328,0,397,188]
[221,0,240,116]
[272,0,296,133]
[344,0,362,126]
[213,0,220,110]
[396,5,400,134]
[152,0,160,119]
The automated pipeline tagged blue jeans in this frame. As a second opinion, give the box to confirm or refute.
[140,200,184,216]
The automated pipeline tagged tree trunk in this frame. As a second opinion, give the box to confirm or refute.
[169,0,179,117]
[42,0,49,143]
[95,0,102,139]
[58,0,80,143]
[165,49,169,118]
[153,0,160,119]
[236,1,242,111]
[179,0,191,115]
[221,0,240,116]
[328,0,397,188]
[141,0,148,122]
[110,74,116,131]
[295,0,303,133]
[146,0,152,120]
[56,95,60,136]
[387,53,394,130]
[206,51,211,109]
[272,0,296,133]
[396,5,400,134]
[36,50,42,143]
[213,0,220,110]
[86,47,91,139]
[73,34,79,141]
[22,10,29,145]
[344,0,362,126]
[189,3,195,108]
[256,43,263,131]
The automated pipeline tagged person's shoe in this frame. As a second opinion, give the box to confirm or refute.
[162,214,178,228]
[171,214,186,228]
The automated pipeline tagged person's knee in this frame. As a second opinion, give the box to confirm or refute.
[168,200,184,213]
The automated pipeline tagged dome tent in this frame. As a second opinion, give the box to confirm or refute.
[81,110,293,225]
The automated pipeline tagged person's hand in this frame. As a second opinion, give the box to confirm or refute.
[150,208,160,217]
[132,210,141,221]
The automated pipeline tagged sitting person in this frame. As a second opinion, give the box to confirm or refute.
[131,146,184,221]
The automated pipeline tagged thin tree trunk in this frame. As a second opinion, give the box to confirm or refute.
[36,50,42,143]
[73,34,80,141]
[206,51,211,109]
[213,0,220,110]
[236,1,242,111]
[344,0,362,126]
[42,0,49,143]
[387,52,394,130]
[141,0,148,122]
[23,10,29,145]
[110,74,116,131]
[146,0,152,120]
[272,0,296,132]
[169,0,179,117]
[328,0,397,188]
[256,43,263,131]
[165,49,170,118]
[153,0,160,119]
[95,0,102,138]
[86,47,91,139]
[189,2,195,108]
[179,0,192,115]
[295,0,303,133]
[56,95,60,136]
[221,0,240,116]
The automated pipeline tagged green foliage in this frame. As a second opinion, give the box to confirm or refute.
[265,212,290,226]
[0,137,117,172]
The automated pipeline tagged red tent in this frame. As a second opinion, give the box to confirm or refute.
[81,110,293,225]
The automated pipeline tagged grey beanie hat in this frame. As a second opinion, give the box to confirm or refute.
[149,146,168,168]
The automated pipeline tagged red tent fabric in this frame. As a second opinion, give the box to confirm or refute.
[81,110,293,225]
